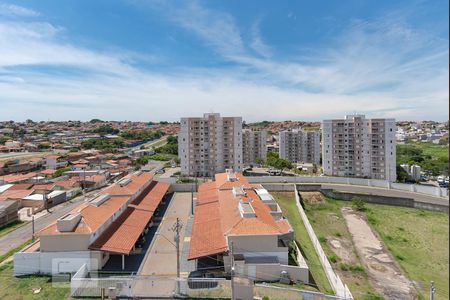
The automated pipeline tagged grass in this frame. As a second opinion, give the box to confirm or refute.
[0,221,28,238]
[0,239,33,264]
[300,193,449,300]
[411,141,449,160]
[0,262,71,300]
[301,197,380,299]
[271,192,334,295]
[365,204,449,300]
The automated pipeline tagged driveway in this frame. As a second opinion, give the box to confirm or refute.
[133,192,192,298]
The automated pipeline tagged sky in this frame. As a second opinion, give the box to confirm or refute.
[0,0,448,122]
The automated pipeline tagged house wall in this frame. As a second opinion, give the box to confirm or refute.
[14,249,103,276]
[226,235,289,265]
[40,234,92,252]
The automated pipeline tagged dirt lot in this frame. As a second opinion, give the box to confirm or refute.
[342,207,417,299]
[299,191,325,204]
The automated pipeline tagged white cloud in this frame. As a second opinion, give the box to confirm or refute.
[0,3,39,17]
[250,18,272,58]
[0,1,448,122]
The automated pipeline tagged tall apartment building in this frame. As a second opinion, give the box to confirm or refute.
[242,129,267,166]
[179,113,243,177]
[279,128,321,164]
[322,115,396,181]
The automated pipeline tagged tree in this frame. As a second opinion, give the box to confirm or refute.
[351,196,365,211]
[267,152,292,175]
[255,157,265,166]
[396,165,409,182]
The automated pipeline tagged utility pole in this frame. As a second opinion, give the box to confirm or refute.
[31,215,35,242]
[172,218,183,296]
[230,241,235,300]
[430,281,436,300]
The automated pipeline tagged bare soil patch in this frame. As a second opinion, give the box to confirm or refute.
[342,207,417,299]
[300,191,325,204]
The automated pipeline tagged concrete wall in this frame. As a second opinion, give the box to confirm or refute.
[228,235,288,265]
[320,189,415,208]
[234,261,308,283]
[14,248,103,276]
[246,176,449,198]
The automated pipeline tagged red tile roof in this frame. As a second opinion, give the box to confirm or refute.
[188,172,292,260]
[89,207,152,255]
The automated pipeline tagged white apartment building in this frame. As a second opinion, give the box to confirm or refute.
[322,115,396,182]
[242,129,267,166]
[179,113,243,177]
[279,129,321,165]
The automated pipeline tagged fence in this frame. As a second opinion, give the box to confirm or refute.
[255,284,349,300]
[294,185,353,299]
[247,175,448,198]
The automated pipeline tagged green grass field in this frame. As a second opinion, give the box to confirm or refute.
[397,141,449,176]
[297,193,449,300]
[365,204,449,300]
[301,196,383,300]
[272,192,334,295]
[407,141,449,160]
[0,262,71,300]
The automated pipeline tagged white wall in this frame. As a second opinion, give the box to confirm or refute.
[14,250,103,276]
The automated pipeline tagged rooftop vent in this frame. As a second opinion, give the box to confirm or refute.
[90,194,110,206]
[232,186,246,198]
[57,213,81,232]
[133,170,143,176]
[226,169,237,182]
[118,177,132,187]
[238,200,256,218]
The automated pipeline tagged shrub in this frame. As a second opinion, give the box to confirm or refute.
[351,196,366,211]
[339,263,350,271]
[349,264,365,274]
[328,254,340,263]
[395,254,405,261]
[335,232,342,237]
[318,236,327,243]
[262,296,270,300]
[364,292,385,300]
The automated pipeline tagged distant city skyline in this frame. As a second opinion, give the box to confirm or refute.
[0,0,448,121]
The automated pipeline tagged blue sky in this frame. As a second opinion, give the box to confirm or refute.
[0,0,448,121]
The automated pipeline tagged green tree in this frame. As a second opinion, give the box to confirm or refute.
[396,165,409,182]
[267,152,292,175]
[351,196,366,211]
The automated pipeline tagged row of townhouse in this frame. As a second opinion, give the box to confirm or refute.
[13,171,171,276]
[188,169,309,283]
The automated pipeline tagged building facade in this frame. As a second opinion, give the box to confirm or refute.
[242,129,267,166]
[322,115,396,182]
[279,129,320,164]
[179,113,243,177]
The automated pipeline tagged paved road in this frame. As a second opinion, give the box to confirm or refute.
[133,192,191,298]
[0,151,52,162]
[0,192,93,256]
[129,136,169,152]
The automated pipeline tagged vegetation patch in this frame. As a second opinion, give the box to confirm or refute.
[0,262,71,300]
[272,192,334,294]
